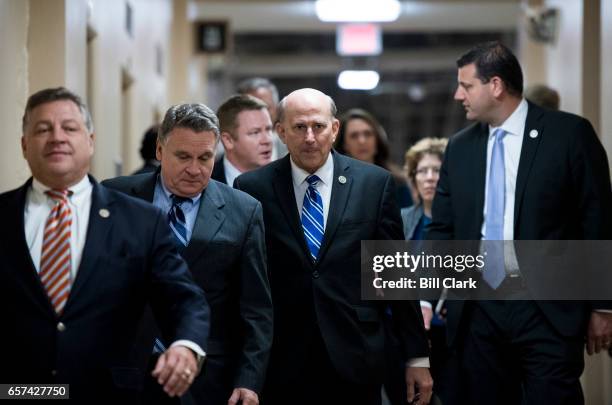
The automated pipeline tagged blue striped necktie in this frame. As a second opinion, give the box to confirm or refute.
[168,194,191,247]
[302,175,324,261]
[154,194,191,353]
[483,129,507,289]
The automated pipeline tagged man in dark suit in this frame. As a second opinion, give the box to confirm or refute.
[103,103,273,405]
[427,42,612,404]
[211,94,274,186]
[234,88,432,405]
[0,87,209,403]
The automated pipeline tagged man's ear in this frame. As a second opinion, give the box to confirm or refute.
[331,118,340,143]
[156,139,163,161]
[220,131,234,151]
[490,76,505,98]
[276,122,287,144]
[21,136,27,158]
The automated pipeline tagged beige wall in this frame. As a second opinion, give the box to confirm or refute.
[602,0,612,158]
[0,0,30,190]
[0,0,210,191]
[86,0,174,178]
[544,0,584,115]
[599,2,612,403]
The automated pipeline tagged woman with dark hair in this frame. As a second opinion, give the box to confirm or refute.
[335,108,413,208]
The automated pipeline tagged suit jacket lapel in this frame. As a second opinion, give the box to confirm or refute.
[9,179,56,316]
[66,178,114,309]
[183,180,226,263]
[473,123,489,237]
[273,155,312,260]
[317,152,352,264]
[131,170,158,201]
[514,102,544,235]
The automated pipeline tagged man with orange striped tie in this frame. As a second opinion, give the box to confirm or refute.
[0,87,210,403]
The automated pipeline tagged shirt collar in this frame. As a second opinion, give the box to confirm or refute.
[489,98,528,138]
[32,174,91,199]
[223,156,242,182]
[290,152,334,188]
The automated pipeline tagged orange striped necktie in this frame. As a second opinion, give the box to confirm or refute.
[40,189,73,315]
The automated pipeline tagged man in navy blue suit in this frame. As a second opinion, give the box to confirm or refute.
[428,42,612,404]
[235,88,432,405]
[0,87,209,403]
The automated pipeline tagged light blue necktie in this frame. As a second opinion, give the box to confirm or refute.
[302,175,324,261]
[483,129,507,289]
[168,195,190,248]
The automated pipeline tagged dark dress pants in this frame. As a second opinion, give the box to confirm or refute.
[459,301,584,405]
[262,327,381,405]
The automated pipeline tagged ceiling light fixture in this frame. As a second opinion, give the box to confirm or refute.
[337,70,380,90]
[315,0,401,23]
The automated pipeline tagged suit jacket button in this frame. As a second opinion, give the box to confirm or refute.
[312,271,320,279]
[57,322,66,332]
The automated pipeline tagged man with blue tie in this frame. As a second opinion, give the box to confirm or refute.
[0,87,209,402]
[234,88,432,405]
[428,42,612,404]
[103,103,272,405]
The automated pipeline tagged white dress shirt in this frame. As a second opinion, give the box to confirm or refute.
[290,153,429,368]
[481,98,527,240]
[223,156,243,187]
[290,153,333,227]
[25,175,92,278]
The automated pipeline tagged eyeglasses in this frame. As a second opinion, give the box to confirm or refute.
[414,166,441,176]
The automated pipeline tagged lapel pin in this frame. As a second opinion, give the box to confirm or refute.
[99,208,110,218]
[338,175,347,184]
[529,129,538,138]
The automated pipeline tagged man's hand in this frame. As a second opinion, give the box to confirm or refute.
[152,346,198,397]
[228,387,259,405]
[405,367,433,405]
[587,312,612,355]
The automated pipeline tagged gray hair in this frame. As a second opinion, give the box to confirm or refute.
[22,87,94,134]
[158,103,220,144]
[237,77,279,104]
[276,93,337,123]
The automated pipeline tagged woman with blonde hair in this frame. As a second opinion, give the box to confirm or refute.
[393,137,450,405]
[402,137,448,240]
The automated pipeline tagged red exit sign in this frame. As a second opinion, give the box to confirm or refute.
[336,23,382,56]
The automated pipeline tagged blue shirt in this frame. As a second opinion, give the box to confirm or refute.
[153,175,202,243]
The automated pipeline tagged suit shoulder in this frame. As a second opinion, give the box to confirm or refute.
[0,185,26,205]
[102,173,151,192]
[235,159,280,186]
[450,121,482,143]
[350,156,389,175]
[210,179,261,208]
[101,184,161,214]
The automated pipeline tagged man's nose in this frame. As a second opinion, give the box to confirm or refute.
[304,128,316,142]
[262,131,273,144]
[48,125,68,142]
[185,160,200,174]
[454,87,464,101]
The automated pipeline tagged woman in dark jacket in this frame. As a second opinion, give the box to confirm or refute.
[335,108,413,208]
